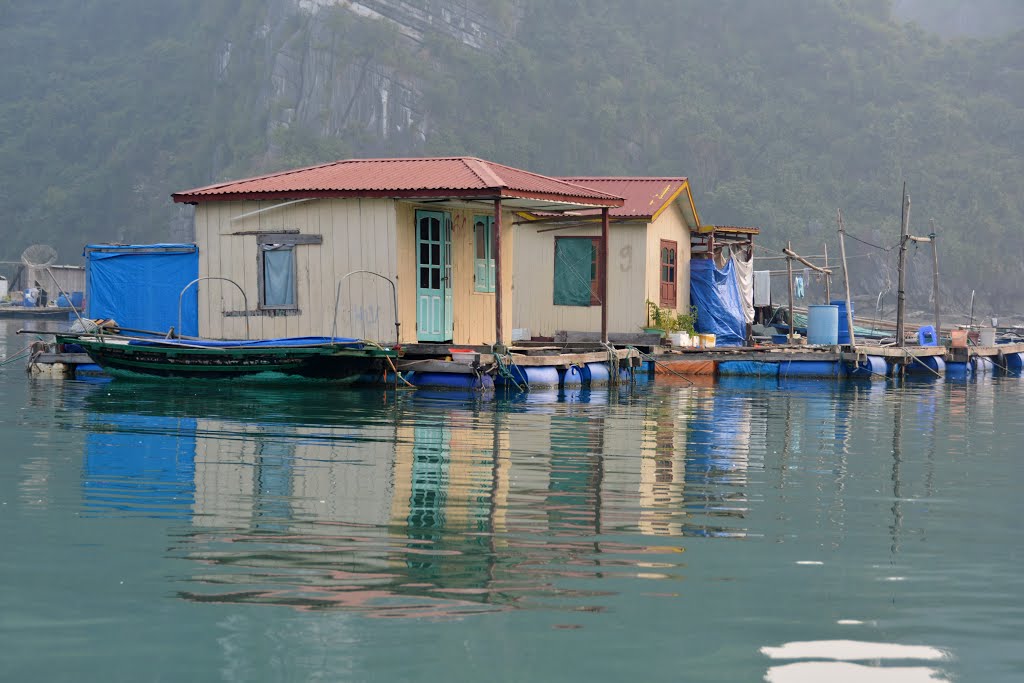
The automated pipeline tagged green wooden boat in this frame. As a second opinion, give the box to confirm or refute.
[56,333,398,383]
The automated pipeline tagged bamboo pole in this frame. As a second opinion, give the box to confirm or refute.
[494,198,504,350]
[787,240,795,342]
[836,209,856,347]
[824,243,831,303]
[896,183,910,347]
[930,219,940,340]
[601,207,609,344]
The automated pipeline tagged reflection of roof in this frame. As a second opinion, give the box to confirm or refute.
[558,177,692,220]
[172,157,625,212]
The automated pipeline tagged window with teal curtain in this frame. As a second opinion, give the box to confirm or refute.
[260,244,296,308]
[553,237,598,306]
[473,216,495,292]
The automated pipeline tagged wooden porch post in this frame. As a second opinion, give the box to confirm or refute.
[494,198,504,349]
[601,207,609,344]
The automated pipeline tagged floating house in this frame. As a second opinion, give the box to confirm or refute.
[512,177,702,339]
[172,157,625,346]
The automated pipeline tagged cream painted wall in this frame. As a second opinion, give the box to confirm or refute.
[645,202,692,316]
[195,198,399,340]
[511,221,648,338]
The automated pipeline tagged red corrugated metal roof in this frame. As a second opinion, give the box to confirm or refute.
[557,177,689,219]
[172,157,623,207]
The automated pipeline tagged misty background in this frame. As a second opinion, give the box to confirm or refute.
[1,0,1022,318]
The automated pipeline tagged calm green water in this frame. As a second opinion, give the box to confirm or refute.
[2,321,1022,682]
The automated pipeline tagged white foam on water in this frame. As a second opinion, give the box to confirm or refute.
[765,661,949,682]
[760,640,948,661]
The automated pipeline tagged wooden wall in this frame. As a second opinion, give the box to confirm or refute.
[194,198,398,340]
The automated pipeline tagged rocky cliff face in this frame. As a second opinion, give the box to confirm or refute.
[230,0,520,166]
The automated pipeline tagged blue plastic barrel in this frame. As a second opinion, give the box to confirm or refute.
[945,361,971,380]
[807,305,839,345]
[846,355,886,378]
[719,360,779,377]
[56,294,70,307]
[972,357,994,376]
[584,362,611,385]
[562,365,585,388]
[779,360,840,378]
[70,291,84,308]
[905,356,945,376]
[831,300,854,344]
[1005,352,1024,373]
[410,372,481,389]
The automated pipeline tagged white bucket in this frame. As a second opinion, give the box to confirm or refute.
[979,327,996,346]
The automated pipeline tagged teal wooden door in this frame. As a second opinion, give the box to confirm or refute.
[416,210,453,342]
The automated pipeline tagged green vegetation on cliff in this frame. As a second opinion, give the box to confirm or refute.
[1,1,1022,308]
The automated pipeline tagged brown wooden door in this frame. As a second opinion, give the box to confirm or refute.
[659,240,677,308]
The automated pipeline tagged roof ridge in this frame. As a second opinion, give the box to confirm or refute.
[462,157,507,188]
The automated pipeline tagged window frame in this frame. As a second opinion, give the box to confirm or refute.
[659,239,678,309]
[473,215,496,293]
[255,232,320,311]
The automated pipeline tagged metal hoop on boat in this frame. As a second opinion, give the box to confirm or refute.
[178,277,249,340]
[333,271,400,345]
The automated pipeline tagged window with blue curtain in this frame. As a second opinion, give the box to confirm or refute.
[553,237,598,306]
[473,216,495,293]
[260,244,296,308]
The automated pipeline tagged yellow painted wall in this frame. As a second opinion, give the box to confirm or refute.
[511,221,648,338]
[395,202,515,346]
[194,198,399,340]
[645,202,692,316]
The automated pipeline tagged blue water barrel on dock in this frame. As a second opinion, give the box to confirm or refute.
[905,356,945,376]
[846,355,886,378]
[945,361,971,380]
[585,362,611,385]
[807,305,839,345]
[70,291,84,309]
[1005,352,1023,373]
[562,365,585,387]
[779,360,840,378]
[409,372,481,390]
[496,365,560,388]
[972,357,994,376]
[831,300,854,344]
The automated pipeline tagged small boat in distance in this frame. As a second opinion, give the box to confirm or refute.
[54,333,399,384]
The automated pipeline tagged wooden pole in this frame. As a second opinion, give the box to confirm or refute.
[823,242,831,303]
[930,219,940,340]
[601,207,609,344]
[896,183,910,346]
[837,209,856,347]
[494,198,504,350]
[786,240,795,342]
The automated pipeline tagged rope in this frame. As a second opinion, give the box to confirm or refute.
[633,347,695,385]
[359,339,415,389]
[492,348,528,392]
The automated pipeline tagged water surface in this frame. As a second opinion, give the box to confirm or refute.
[2,320,1022,681]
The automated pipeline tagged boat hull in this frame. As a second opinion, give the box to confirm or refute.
[61,335,393,383]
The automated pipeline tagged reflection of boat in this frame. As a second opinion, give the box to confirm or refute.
[56,333,398,382]
[0,305,74,319]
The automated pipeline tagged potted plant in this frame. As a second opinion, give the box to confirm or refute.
[645,300,697,346]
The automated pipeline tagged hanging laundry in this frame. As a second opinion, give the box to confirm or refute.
[794,274,805,299]
[754,270,772,306]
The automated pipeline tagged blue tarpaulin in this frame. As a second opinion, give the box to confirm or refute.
[85,244,199,337]
[690,258,746,347]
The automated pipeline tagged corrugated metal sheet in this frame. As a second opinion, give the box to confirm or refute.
[174,157,623,206]
[558,177,688,218]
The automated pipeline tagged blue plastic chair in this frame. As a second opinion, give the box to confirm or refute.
[918,325,937,346]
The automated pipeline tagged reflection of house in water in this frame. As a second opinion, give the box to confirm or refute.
[80,384,756,615]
